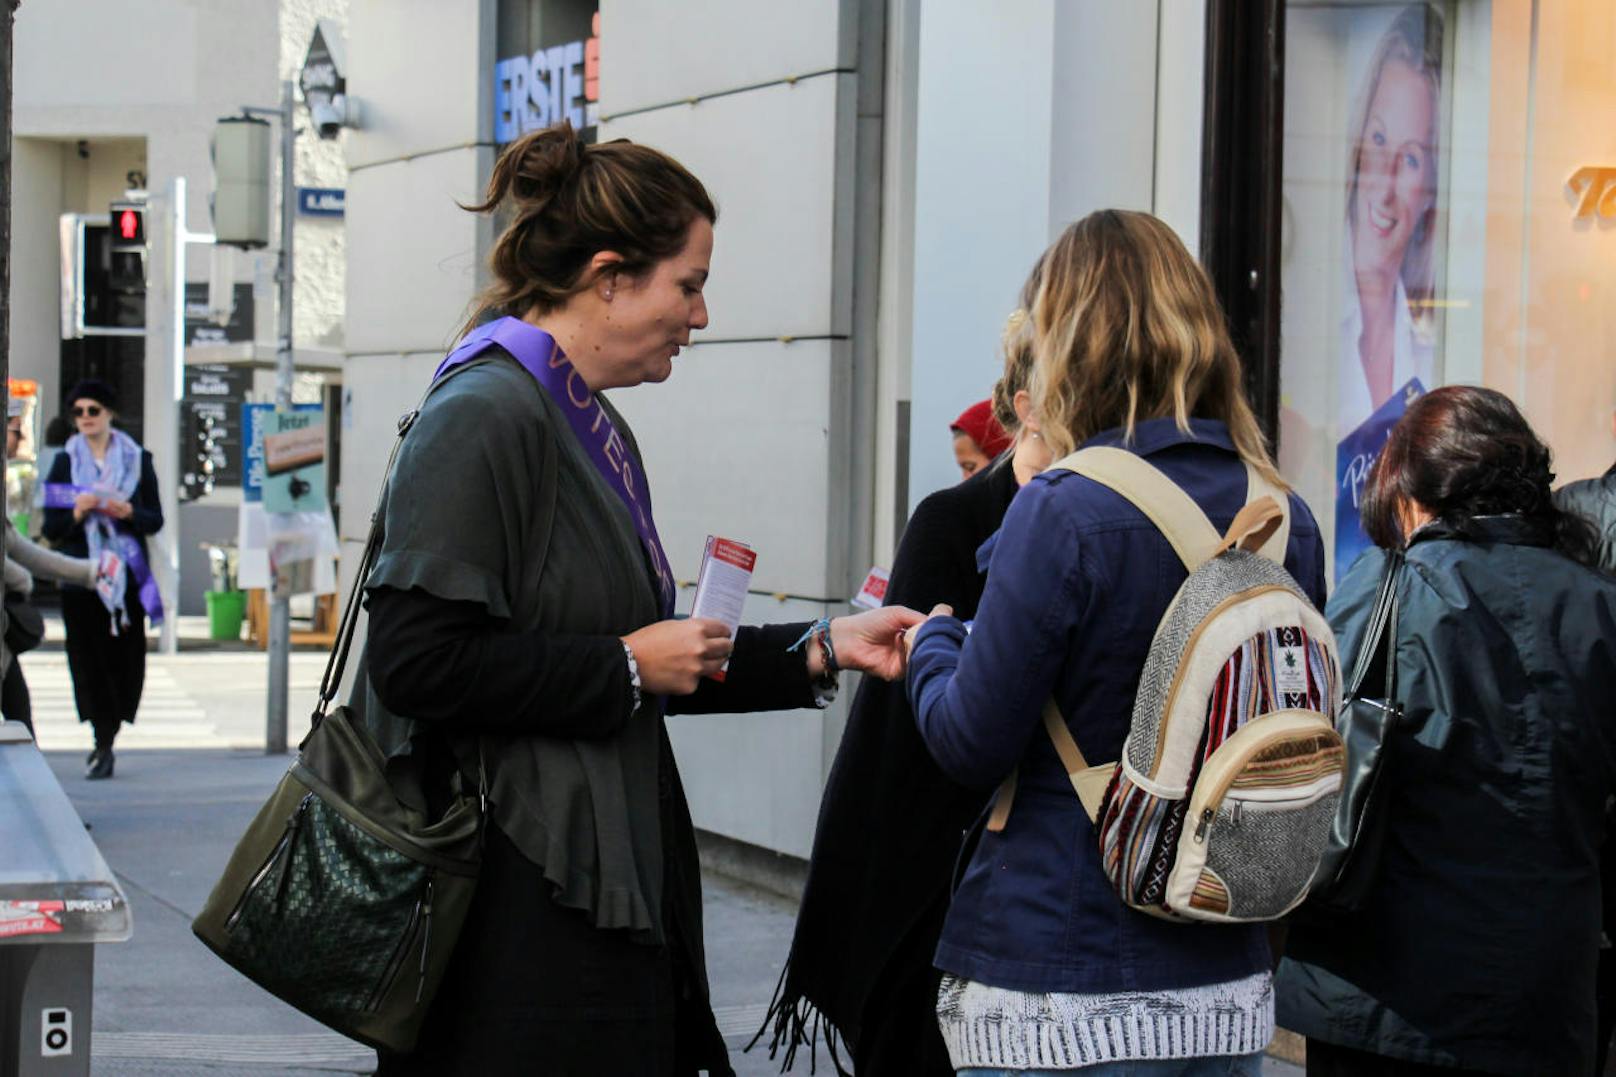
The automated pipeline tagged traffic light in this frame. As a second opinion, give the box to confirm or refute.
[107,200,147,293]
[108,201,145,251]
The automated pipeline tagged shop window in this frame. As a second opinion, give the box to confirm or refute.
[1279,0,1616,581]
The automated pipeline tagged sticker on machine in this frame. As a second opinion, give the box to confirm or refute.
[0,900,65,938]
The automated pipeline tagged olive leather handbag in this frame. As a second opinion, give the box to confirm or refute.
[1306,549,1404,913]
[192,397,482,1054]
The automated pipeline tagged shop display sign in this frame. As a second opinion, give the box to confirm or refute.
[243,403,322,503]
[184,282,253,347]
[261,410,327,514]
[493,11,600,143]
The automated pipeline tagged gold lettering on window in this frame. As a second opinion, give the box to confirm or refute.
[1567,166,1616,219]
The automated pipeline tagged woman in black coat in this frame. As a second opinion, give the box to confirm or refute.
[41,379,163,779]
[763,289,1051,1075]
[1277,386,1616,1076]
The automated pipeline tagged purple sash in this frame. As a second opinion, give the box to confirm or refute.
[41,482,164,628]
[434,317,676,618]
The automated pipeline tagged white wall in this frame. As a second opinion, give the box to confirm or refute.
[898,0,1203,514]
[601,0,875,858]
[905,0,1055,510]
[339,0,495,601]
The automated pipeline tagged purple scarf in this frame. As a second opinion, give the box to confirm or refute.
[44,430,164,631]
[435,317,676,618]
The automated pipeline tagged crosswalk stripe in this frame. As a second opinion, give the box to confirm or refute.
[22,658,226,748]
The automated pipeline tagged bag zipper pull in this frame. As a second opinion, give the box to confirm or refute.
[1194,807,1214,842]
[272,794,313,911]
[415,877,435,1003]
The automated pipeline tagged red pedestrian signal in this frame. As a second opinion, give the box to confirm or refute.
[108,201,145,251]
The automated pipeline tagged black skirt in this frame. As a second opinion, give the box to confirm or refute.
[60,586,146,726]
[375,824,724,1077]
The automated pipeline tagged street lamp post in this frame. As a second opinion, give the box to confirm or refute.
[242,79,297,755]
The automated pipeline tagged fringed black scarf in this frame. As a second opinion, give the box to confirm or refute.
[750,460,1018,1074]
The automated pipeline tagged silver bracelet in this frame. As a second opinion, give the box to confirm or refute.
[621,641,642,713]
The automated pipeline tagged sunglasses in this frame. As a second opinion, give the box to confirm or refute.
[73,405,105,418]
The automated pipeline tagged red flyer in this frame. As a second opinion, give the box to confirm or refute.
[690,536,757,682]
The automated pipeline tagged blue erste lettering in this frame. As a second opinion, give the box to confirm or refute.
[493,58,519,144]
[544,45,567,132]
[562,41,585,129]
[528,48,551,129]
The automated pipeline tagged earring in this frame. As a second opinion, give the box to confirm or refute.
[604,288,613,301]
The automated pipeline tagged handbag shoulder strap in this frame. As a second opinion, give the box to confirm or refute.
[1345,549,1404,702]
[311,362,482,725]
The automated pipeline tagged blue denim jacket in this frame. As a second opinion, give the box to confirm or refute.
[907,417,1327,994]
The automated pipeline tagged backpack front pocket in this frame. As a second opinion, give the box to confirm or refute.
[1166,711,1344,920]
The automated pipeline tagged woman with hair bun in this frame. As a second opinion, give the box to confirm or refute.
[1278,386,1616,1075]
[358,123,920,1075]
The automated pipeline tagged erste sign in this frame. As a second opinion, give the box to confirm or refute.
[493,12,600,144]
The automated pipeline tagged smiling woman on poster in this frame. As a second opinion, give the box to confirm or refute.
[1339,2,1443,427]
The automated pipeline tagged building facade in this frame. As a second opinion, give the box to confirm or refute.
[338,0,1616,862]
[10,0,349,623]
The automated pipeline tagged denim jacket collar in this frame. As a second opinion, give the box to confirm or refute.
[1081,416,1238,458]
[975,418,1240,574]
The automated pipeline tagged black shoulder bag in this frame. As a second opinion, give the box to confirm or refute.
[1307,549,1404,914]
[193,388,484,1054]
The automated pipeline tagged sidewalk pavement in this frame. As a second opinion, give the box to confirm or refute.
[14,637,1299,1076]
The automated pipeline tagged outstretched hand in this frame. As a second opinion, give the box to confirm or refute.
[902,604,955,665]
[828,606,927,681]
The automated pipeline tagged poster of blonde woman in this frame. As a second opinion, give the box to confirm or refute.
[1334,2,1446,577]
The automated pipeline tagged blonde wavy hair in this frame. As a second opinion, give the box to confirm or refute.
[1029,209,1284,487]
[990,252,1048,435]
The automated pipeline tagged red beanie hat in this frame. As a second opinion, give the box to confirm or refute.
[950,399,1011,458]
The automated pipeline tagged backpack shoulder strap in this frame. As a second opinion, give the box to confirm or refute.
[986,698,1116,832]
[1049,447,1222,572]
[1245,463,1292,563]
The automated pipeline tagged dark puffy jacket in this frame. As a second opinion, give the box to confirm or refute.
[1276,518,1616,1075]
[1556,466,1616,572]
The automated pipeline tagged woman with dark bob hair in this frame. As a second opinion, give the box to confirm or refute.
[1277,385,1616,1076]
[358,123,920,1075]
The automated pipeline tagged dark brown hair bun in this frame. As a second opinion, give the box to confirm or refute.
[463,120,716,330]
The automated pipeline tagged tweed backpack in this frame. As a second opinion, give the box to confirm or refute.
[987,447,1344,923]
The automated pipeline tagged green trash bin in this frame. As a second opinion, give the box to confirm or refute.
[205,590,247,642]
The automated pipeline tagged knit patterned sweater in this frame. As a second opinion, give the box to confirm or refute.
[936,971,1274,1069]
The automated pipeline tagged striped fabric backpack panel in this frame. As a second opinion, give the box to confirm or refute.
[1004,446,1344,925]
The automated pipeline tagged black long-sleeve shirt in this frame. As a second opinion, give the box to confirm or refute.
[364,585,817,738]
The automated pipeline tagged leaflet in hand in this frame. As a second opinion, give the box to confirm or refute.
[690,536,756,682]
[851,566,890,610]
